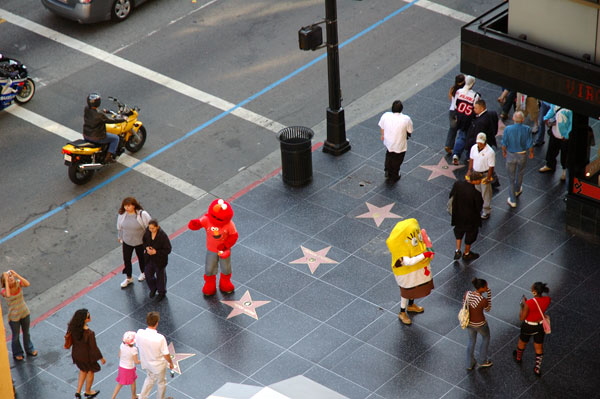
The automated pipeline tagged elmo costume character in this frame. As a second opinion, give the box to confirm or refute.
[386,218,434,325]
[188,199,238,296]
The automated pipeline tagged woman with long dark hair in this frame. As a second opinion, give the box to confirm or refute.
[513,282,551,376]
[444,73,466,154]
[67,309,105,398]
[143,219,172,301]
[117,197,152,288]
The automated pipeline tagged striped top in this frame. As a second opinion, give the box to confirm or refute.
[466,289,492,327]
[1,279,30,322]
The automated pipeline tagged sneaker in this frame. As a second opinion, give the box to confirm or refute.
[560,170,566,181]
[138,272,146,281]
[120,277,134,288]
[463,252,480,261]
[479,360,493,368]
[453,249,462,260]
[480,212,490,220]
[507,197,517,208]
[539,165,553,173]
[452,155,459,165]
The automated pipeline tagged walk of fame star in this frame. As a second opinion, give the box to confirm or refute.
[420,157,465,180]
[355,202,401,227]
[167,342,195,374]
[221,290,271,320]
[289,245,338,274]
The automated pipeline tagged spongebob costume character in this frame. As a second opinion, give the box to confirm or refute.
[386,218,435,325]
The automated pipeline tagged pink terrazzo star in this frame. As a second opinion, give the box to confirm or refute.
[289,245,339,274]
[420,157,465,180]
[355,202,401,227]
[221,290,271,320]
[167,342,196,375]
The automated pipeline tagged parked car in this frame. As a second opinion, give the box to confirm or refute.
[41,0,149,24]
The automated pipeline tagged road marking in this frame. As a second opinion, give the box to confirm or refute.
[4,105,207,199]
[410,0,475,23]
[0,8,286,134]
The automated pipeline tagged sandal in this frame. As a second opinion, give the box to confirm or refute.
[27,350,38,357]
[13,355,24,361]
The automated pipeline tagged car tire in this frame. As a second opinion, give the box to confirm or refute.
[111,0,133,22]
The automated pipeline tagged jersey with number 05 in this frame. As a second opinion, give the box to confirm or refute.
[453,87,480,131]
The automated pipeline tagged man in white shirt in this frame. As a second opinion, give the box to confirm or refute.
[136,311,174,399]
[378,100,413,184]
[468,133,496,220]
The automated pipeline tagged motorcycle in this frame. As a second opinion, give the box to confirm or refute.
[61,96,147,185]
[0,55,35,110]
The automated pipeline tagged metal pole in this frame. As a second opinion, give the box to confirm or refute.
[322,0,351,156]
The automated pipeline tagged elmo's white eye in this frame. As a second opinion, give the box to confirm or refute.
[411,237,418,246]
[211,227,219,232]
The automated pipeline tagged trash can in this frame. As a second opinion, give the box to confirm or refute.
[277,126,314,187]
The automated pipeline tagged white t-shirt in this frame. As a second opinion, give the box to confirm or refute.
[119,343,138,369]
[378,112,413,153]
[470,144,495,172]
[136,328,169,374]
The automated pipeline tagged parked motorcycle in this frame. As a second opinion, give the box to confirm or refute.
[61,97,146,184]
[0,55,35,110]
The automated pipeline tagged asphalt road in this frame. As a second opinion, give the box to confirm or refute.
[0,0,498,301]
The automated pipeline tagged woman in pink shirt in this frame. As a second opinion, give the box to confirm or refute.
[513,282,551,376]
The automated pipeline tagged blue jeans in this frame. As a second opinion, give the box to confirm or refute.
[506,152,528,203]
[9,315,35,358]
[466,323,490,367]
[452,129,467,158]
[84,133,119,155]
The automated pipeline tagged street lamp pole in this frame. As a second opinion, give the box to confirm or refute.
[322,0,351,156]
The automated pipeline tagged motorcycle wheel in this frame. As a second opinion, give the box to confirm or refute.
[125,125,146,153]
[111,0,132,22]
[15,78,35,104]
[68,164,95,185]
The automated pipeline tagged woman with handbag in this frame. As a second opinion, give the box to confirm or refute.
[465,278,493,370]
[513,282,551,376]
[117,197,152,288]
[67,309,106,398]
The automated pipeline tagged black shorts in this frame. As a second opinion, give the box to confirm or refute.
[453,227,478,245]
[519,322,545,344]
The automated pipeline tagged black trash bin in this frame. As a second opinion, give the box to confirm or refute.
[277,126,314,187]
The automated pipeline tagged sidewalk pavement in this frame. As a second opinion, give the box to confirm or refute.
[8,48,600,398]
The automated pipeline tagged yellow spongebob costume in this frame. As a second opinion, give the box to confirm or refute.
[386,218,434,299]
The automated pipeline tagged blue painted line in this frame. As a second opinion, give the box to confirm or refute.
[0,0,420,245]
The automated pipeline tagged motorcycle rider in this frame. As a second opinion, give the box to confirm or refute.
[83,93,124,164]
[0,54,20,96]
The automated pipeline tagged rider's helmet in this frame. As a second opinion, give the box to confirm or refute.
[87,92,101,108]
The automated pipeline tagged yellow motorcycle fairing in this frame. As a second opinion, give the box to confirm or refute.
[105,110,140,135]
[61,143,102,155]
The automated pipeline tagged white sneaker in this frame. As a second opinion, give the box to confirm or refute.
[507,197,517,208]
[138,273,146,282]
[120,277,134,288]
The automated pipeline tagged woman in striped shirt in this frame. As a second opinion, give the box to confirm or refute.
[465,277,492,370]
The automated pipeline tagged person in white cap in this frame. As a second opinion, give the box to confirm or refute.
[468,132,495,219]
[111,331,140,399]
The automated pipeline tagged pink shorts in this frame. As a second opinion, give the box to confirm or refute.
[116,366,137,385]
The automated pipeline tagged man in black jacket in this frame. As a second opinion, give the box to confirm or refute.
[465,99,498,151]
[83,93,124,163]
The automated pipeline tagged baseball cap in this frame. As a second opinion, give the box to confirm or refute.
[122,331,136,345]
[476,132,487,144]
[464,75,476,90]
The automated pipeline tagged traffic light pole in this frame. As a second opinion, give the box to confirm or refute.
[322,0,351,156]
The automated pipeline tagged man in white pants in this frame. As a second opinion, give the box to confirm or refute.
[136,311,174,399]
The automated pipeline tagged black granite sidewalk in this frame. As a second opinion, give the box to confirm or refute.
[9,67,600,399]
